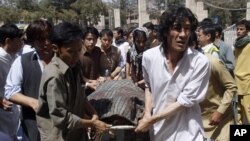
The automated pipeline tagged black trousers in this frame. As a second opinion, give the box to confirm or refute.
[21,119,40,141]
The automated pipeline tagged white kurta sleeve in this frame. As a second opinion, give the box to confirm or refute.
[177,57,211,107]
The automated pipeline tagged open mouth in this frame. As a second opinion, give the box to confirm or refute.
[177,41,185,46]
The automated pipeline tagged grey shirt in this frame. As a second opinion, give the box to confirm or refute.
[36,55,86,141]
[0,47,19,139]
[216,39,235,72]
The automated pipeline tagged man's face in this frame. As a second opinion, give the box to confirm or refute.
[83,33,97,52]
[236,24,249,38]
[57,39,83,68]
[127,32,133,45]
[167,18,191,52]
[134,36,146,52]
[113,30,119,40]
[197,28,210,47]
[100,34,112,50]
[34,31,53,58]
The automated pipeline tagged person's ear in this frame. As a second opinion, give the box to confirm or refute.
[207,33,211,40]
[215,31,219,37]
[52,44,59,53]
[5,38,11,45]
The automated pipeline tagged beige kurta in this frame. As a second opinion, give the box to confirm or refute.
[200,55,237,141]
[234,43,250,123]
[234,43,250,96]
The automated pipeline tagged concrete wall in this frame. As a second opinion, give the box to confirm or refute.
[185,0,208,22]
[114,8,121,28]
[138,0,150,27]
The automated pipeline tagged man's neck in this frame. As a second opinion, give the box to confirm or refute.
[201,42,213,48]
[38,52,53,64]
[165,49,184,74]
[165,48,184,65]
[43,56,52,65]
[214,38,219,45]
[101,46,111,53]
[3,45,15,55]
[151,38,157,43]
[238,34,249,39]
[83,46,93,54]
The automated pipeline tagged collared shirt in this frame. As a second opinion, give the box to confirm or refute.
[114,41,130,71]
[99,46,122,76]
[234,43,250,95]
[0,47,17,97]
[36,55,86,141]
[0,47,19,139]
[200,55,236,140]
[215,40,235,71]
[142,46,210,141]
[80,46,101,80]
[17,44,35,55]
[4,51,44,99]
[207,55,236,113]
[202,43,220,59]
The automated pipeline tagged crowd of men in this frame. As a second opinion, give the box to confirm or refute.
[0,5,250,141]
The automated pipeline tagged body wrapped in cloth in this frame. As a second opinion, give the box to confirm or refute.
[88,79,144,126]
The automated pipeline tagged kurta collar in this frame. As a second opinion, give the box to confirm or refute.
[51,54,69,74]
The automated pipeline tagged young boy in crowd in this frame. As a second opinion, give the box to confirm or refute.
[36,22,110,141]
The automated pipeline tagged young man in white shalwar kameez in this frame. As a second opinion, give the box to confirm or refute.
[135,5,211,141]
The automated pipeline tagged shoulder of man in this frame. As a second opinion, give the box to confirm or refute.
[21,51,36,61]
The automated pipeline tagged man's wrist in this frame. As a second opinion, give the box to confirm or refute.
[151,116,157,123]
[151,115,164,124]
[92,114,99,120]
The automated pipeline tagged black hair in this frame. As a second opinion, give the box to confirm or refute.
[199,24,216,42]
[213,24,223,36]
[49,22,83,47]
[100,28,113,38]
[0,24,22,45]
[82,26,99,39]
[126,27,136,38]
[113,27,124,36]
[26,19,53,45]
[236,19,250,31]
[133,29,147,42]
[189,31,199,49]
[153,25,160,32]
[143,22,154,30]
[199,18,213,27]
[159,5,198,47]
